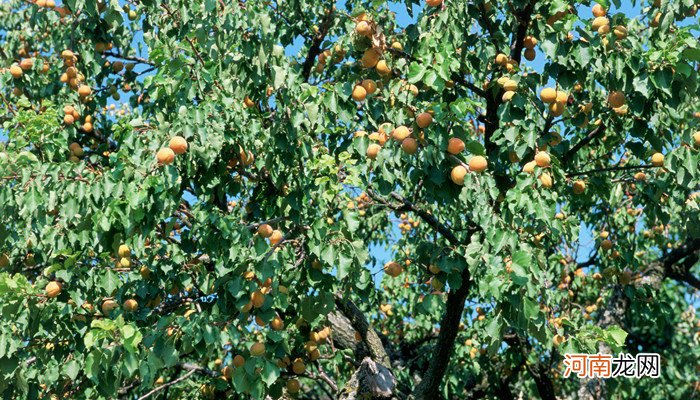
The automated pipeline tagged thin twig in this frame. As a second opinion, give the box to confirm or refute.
[137,369,196,400]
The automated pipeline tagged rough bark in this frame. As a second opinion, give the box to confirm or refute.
[411,264,472,400]
[329,295,396,399]
[339,358,396,400]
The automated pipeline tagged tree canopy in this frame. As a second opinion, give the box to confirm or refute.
[1,0,699,399]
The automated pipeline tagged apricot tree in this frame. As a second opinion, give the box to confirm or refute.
[1,0,699,399]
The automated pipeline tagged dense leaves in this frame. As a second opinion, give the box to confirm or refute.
[1,0,699,399]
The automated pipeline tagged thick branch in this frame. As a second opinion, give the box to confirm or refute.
[661,238,700,290]
[412,263,472,399]
[334,294,391,368]
[301,5,335,82]
[508,1,537,64]
[562,123,606,165]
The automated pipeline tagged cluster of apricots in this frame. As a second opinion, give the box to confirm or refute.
[62,105,94,134]
[57,50,93,100]
[357,114,432,156]
[68,142,84,163]
[257,223,284,246]
[156,136,188,165]
[398,212,420,235]
[346,192,372,216]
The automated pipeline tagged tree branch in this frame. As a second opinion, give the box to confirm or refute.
[334,294,392,368]
[137,369,196,400]
[662,238,700,290]
[562,123,607,165]
[102,51,154,66]
[509,0,537,64]
[413,263,473,399]
[566,164,655,177]
[366,189,464,246]
[301,5,335,82]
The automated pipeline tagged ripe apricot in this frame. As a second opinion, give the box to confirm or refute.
[69,142,83,157]
[292,358,306,374]
[233,355,245,367]
[45,281,62,298]
[352,85,367,102]
[450,165,467,185]
[650,12,661,27]
[555,91,568,104]
[269,229,283,245]
[613,25,627,39]
[169,136,188,154]
[271,316,284,330]
[651,152,664,167]
[250,342,265,357]
[524,48,536,61]
[572,180,586,194]
[426,0,442,6]
[257,224,273,238]
[539,172,553,188]
[401,138,418,154]
[244,96,255,108]
[608,91,625,108]
[392,125,411,141]
[287,379,300,393]
[251,290,265,308]
[469,156,488,172]
[415,112,432,128]
[366,143,381,160]
[361,79,377,94]
[123,299,138,312]
[591,16,609,32]
[592,4,606,17]
[495,53,508,65]
[360,49,380,69]
[447,137,465,155]
[118,244,130,258]
[355,21,372,36]
[384,261,403,277]
[156,148,175,165]
[9,65,23,78]
[540,88,557,103]
[376,59,391,75]
[523,36,538,49]
[101,299,118,315]
[402,83,419,96]
[549,101,565,117]
[534,151,551,167]
[19,58,33,70]
[553,334,566,346]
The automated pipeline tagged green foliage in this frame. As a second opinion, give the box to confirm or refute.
[0,0,699,398]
